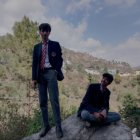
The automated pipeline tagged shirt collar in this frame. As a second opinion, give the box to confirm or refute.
[42,39,49,44]
[100,84,106,92]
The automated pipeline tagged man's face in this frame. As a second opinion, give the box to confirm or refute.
[40,29,50,41]
[101,77,110,87]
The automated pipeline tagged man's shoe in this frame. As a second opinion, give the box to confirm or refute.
[56,126,63,138]
[39,126,51,137]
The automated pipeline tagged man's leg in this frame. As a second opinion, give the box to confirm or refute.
[38,81,50,137]
[103,112,121,125]
[47,70,63,138]
[81,110,102,129]
[81,110,97,122]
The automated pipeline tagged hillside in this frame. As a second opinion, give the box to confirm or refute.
[59,47,139,110]
[62,47,132,73]
[0,16,138,112]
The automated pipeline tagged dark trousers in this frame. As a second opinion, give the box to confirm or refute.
[38,69,61,127]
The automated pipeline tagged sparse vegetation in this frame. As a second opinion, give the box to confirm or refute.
[119,94,140,130]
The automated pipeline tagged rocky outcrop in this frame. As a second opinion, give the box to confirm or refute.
[22,114,132,140]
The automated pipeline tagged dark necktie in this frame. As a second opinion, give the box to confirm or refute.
[40,42,48,70]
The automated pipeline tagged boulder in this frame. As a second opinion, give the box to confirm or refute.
[132,128,140,140]
[22,114,132,140]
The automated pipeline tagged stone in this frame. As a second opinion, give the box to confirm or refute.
[22,114,132,140]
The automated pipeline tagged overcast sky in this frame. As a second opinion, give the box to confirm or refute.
[0,0,140,67]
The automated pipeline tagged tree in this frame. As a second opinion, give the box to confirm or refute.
[103,66,108,73]
[119,94,140,134]
[114,74,121,84]
[11,16,40,80]
[12,16,39,46]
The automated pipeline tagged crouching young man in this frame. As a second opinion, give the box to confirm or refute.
[77,73,121,127]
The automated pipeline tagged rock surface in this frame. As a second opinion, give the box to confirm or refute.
[22,114,132,140]
[132,128,140,140]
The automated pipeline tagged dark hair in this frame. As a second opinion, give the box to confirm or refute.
[39,23,51,32]
[103,73,113,84]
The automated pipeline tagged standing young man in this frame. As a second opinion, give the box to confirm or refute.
[32,23,64,138]
[77,73,120,126]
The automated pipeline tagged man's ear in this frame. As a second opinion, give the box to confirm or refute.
[107,83,111,86]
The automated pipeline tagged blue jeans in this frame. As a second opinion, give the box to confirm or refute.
[81,110,121,125]
[38,69,61,127]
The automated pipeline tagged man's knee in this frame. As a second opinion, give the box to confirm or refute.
[107,112,121,122]
[112,112,121,120]
[81,110,89,120]
[116,113,121,121]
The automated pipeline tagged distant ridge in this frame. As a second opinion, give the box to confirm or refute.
[62,47,133,73]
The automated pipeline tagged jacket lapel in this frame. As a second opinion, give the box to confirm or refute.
[48,40,51,57]
[38,42,42,59]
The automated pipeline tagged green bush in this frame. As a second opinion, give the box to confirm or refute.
[114,74,121,84]
[25,109,42,135]
[119,94,140,129]
[0,95,78,140]
[137,75,140,84]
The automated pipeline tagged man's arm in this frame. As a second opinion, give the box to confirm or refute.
[102,90,110,112]
[55,42,64,81]
[77,84,93,117]
[99,109,107,118]
[56,42,63,71]
[93,90,110,121]
[98,91,110,119]
[32,45,38,89]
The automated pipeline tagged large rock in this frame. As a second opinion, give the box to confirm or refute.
[22,114,132,140]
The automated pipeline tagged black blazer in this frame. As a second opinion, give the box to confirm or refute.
[32,40,64,82]
[77,83,110,117]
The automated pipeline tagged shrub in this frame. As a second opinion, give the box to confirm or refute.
[119,94,140,129]
[25,109,42,135]
[114,74,121,84]
[0,101,29,140]
[137,75,140,85]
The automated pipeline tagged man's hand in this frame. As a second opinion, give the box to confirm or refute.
[32,80,37,90]
[93,112,103,122]
[99,109,107,119]
[93,111,106,122]
[93,112,100,119]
